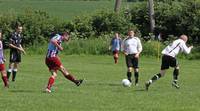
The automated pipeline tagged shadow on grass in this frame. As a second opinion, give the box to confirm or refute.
[9,89,35,93]
[86,82,121,87]
[134,89,146,92]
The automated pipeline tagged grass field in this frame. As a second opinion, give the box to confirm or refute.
[0,54,199,111]
[0,0,130,21]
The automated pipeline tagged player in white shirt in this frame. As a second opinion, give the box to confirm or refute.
[145,35,193,90]
[122,30,142,86]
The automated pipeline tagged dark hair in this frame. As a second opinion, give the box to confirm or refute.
[62,32,69,36]
[15,21,22,28]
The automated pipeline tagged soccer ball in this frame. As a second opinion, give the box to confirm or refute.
[122,79,131,87]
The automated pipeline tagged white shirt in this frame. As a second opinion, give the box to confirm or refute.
[122,36,142,54]
[162,39,192,57]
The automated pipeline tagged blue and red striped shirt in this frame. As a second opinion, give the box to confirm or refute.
[46,34,62,58]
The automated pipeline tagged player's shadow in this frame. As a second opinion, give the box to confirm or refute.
[108,83,121,87]
[134,89,146,92]
[9,89,35,93]
[95,82,121,87]
[90,62,112,65]
[87,82,121,88]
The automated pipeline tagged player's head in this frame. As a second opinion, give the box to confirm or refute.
[115,32,119,38]
[180,35,188,42]
[16,25,23,34]
[61,32,70,41]
[128,30,135,37]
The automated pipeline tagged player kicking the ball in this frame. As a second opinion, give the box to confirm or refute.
[45,32,83,93]
[145,35,193,90]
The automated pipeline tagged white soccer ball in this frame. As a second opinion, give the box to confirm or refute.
[122,79,131,87]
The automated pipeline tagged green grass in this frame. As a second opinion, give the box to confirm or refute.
[0,0,130,21]
[0,54,200,111]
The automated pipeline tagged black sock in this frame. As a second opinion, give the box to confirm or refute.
[151,73,162,82]
[7,71,11,80]
[134,72,139,84]
[173,69,179,83]
[127,72,132,82]
[12,71,17,81]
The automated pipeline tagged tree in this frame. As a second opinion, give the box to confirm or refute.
[114,0,121,13]
[148,0,155,33]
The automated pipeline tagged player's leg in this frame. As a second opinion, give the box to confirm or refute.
[12,52,21,82]
[145,69,166,90]
[7,62,13,80]
[145,55,169,90]
[148,69,166,84]
[46,71,57,93]
[173,66,179,83]
[133,56,139,86]
[171,57,180,88]
[125,55,133,82]
[172,66,180,89]
[12,63,19,81]
[127,67,133,82]
[7,51,15,80]
[0,64,9,87]
[134,68,139,86]
[1,70,9,87]
[113,50,119,64]
[169,57,180,88]
[59,65,83,86]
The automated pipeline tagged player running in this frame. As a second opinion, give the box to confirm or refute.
[0,30,9,88]
[45,32,83,93]
[145,35,193,90]
[7,25,26,82]
[122,30,142,86]
[109,32,122,64]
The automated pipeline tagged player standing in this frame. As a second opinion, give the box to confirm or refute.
[0,30,9,87]
[122,30,142,86]
[145,35,193,90]
[7,25,26,82]
[109,32,122,64]
[45,32,83,93]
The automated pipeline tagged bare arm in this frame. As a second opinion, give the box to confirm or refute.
[135,38,142,58]
[181,42,193,54]
[19,44,26,54]
[51,39,63,51]
[9,44,20,50]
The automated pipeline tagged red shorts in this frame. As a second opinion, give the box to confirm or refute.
[0,64,5,71]
[45,57,62,71]
[113,50,119,55]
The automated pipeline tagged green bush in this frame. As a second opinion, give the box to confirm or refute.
[142,40,165,57]
[0,9,67,47]
[63,37,110,55]
[127,1,200,44]
[66,10,139,38]
[91,11,137,36]
[186,46,200,60]
[26,37,111,55]
[65,16,95,39]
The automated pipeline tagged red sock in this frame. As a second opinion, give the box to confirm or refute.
[2,76,8,87]
[65,74,76,83]
[47,76,55,90]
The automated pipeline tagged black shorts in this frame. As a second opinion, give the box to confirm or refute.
[161,55,178,70]
[9,50,21,63]
[125,54,139,68]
